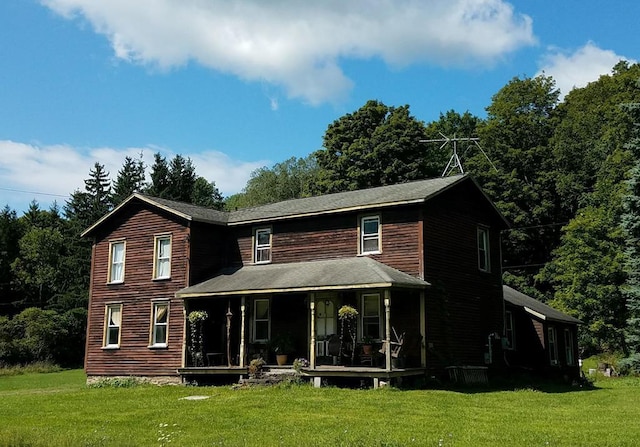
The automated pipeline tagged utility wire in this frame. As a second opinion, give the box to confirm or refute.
[0,186,69,199]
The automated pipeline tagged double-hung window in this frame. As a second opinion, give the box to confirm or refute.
[108,240,125,283]
[153,235,172,279]
[254,228,272,264]
[564,328,575,365]
[253,298,270,342]
[360,216,381,254]
[361,293,381,339]
[477,227,490,272]
[548,327,558,365]
[505,310,515,349]
[150,302,169,347]
[104,304,122,348]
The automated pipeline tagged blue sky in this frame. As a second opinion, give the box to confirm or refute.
[0,0,638,214]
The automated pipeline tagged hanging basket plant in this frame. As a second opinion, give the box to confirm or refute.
[338,305,358,365]
[188,310,209,366]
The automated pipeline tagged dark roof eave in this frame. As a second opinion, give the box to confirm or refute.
[177,281,429,299]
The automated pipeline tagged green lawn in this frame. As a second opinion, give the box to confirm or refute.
[1,370,639,446]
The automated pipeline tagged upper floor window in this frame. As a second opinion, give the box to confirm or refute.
[548,327,558,365]
[361,293,381,339]
[254,228,272,264]
[150,301,169,347]
[104,304,122,348]
[253,298,270,342]
[477,227,490,272]
[564,328,575,366]
[505,310,515,349]
[108,241,125,283]
[153,235,172,279]
[360,216,381,254]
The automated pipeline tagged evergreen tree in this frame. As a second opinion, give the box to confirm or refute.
[147,152,170,198]
[112,154,146,205]
[167,155,196,202]
[0,206,23,314]
[621,101,640,372]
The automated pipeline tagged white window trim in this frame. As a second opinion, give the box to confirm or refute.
[477,226,490,272]
[564,328,575,366]
[548,326,559,366]
[153,235,172,280]
[360,215,381,255]
[253,298,271,342]
[103,304,122,349]
[149,301,170,348]
[505,310,515,350]
[107,240,126,284]
[254,228,272,264]
[360,293,382,340]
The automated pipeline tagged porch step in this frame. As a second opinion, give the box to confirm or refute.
[237,367,297,387]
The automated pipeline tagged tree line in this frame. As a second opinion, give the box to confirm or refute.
[2,61,640,372]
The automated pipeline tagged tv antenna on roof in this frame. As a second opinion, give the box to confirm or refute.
[420,133,497,177]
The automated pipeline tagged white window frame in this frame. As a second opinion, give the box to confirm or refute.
[505,310,515,350]
[361,293,382,340]
[360,215,381,255]
[315,295,336,339]
[153,235,172,280]
[477,227,490,272]
[150,301,170,348]
[253,298,270,342]
[254,228,272,264]
[548,326,558,365]
[564,328,575,366]
[108,240,126,283]
[103,304,122,348]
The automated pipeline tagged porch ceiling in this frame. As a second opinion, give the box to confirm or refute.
[177,257,429,298]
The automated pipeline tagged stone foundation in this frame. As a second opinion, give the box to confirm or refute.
[86,375,183,386]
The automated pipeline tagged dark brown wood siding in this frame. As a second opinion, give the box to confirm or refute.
[232,207,422,277]
[188,221,230,285]
[86,204,190,377]
[422,181,505,370]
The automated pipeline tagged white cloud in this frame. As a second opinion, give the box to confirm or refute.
[41,0,535,104]
[537,42,635,99]
[0,140,267,212]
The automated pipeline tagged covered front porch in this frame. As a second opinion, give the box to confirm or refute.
[175,257,429,386]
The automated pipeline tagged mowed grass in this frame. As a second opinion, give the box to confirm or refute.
[1,370,640,446]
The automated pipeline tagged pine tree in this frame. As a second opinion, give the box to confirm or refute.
[621,102,640,372]
[146,152,170,198]
[112,155,146,205]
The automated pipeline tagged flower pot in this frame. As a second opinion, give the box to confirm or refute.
[276,354,288,366]
[362,344,373,355]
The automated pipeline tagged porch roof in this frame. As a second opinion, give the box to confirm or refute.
[503,285,583,324]
[176,257,429,298]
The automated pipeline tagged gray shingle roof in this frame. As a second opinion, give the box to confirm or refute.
[83,174,508,237]
[503,285,582,324]
[227,174,467,224]
[177,257,430,297]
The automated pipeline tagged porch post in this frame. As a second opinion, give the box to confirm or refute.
[384,290,391,371]
[420,290,426,367]
[181,305,187,368]
[310,293,316,369]
[239,297,246,368]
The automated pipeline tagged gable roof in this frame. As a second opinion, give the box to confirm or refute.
[82,194,228,237]
[176,257,430,297]
[83,174,508,237]
[503,285,582,324]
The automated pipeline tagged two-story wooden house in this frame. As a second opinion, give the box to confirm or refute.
[82,174,509,386]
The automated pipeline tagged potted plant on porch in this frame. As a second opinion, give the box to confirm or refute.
[270,333,294,365]
[361,335,374,355]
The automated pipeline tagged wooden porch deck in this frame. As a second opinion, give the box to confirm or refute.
[177,365,427,388]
